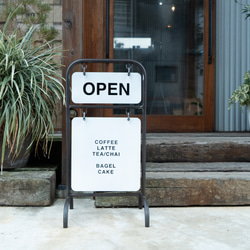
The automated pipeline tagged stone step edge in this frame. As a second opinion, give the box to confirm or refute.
[146,162,250,172]
[95,171,250,207]
[146,141,250,162]
[0,170,56,206]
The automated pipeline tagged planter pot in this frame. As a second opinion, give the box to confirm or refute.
[0,135,31,169]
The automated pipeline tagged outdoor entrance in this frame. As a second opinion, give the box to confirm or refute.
[61,0,215,185]
[62,0,215,132]
[113,0,215,132]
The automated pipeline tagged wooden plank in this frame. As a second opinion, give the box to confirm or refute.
[95,172,250,207]
[203,0,215,131]
[146,162,250,172]
[82,0,108,117]
[146,140,250,162]
[61,1,113,184]
[146,115,205,132]
[61,0,83,185]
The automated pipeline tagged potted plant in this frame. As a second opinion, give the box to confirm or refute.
[228,71,250,124]
[0,9,65,174]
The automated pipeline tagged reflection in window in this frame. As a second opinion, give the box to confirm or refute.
[114,0,204,116]
[114,37,152,49]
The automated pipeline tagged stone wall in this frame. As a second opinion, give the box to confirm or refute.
[0,0,62,40]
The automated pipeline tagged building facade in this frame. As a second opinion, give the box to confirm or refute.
[1,0,249,131]
[62,0,250,133]
[1,0,250,186]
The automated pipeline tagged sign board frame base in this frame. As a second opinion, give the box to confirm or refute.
[63,59,149,228]
[63,191,149,228]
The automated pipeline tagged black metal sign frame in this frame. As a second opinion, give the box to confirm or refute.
[63,59,149,228]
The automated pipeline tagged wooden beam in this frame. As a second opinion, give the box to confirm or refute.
[61,0,83,185]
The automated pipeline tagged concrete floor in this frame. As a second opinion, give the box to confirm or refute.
[1,198,250,250]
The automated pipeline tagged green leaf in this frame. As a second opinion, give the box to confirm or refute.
[0,5,65,171]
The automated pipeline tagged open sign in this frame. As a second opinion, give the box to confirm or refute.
[72,72,141,104]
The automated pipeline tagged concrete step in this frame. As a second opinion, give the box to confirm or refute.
[95,162,250,207]
[0,168,56,206]
[146,133,250,162]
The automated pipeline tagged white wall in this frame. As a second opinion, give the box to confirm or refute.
[215,0,250,131]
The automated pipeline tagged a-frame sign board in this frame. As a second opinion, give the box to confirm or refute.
[63,59,149,228]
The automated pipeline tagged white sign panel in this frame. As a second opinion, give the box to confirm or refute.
[72,72,141,104]
[71,117,141,191]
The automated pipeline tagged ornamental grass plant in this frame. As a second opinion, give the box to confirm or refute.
[0,9,65,173]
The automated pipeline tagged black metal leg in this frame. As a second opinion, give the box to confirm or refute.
[63,196,70,228]
[143,196,150,227]
[138,195,143,209]
[70,196,74,209]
